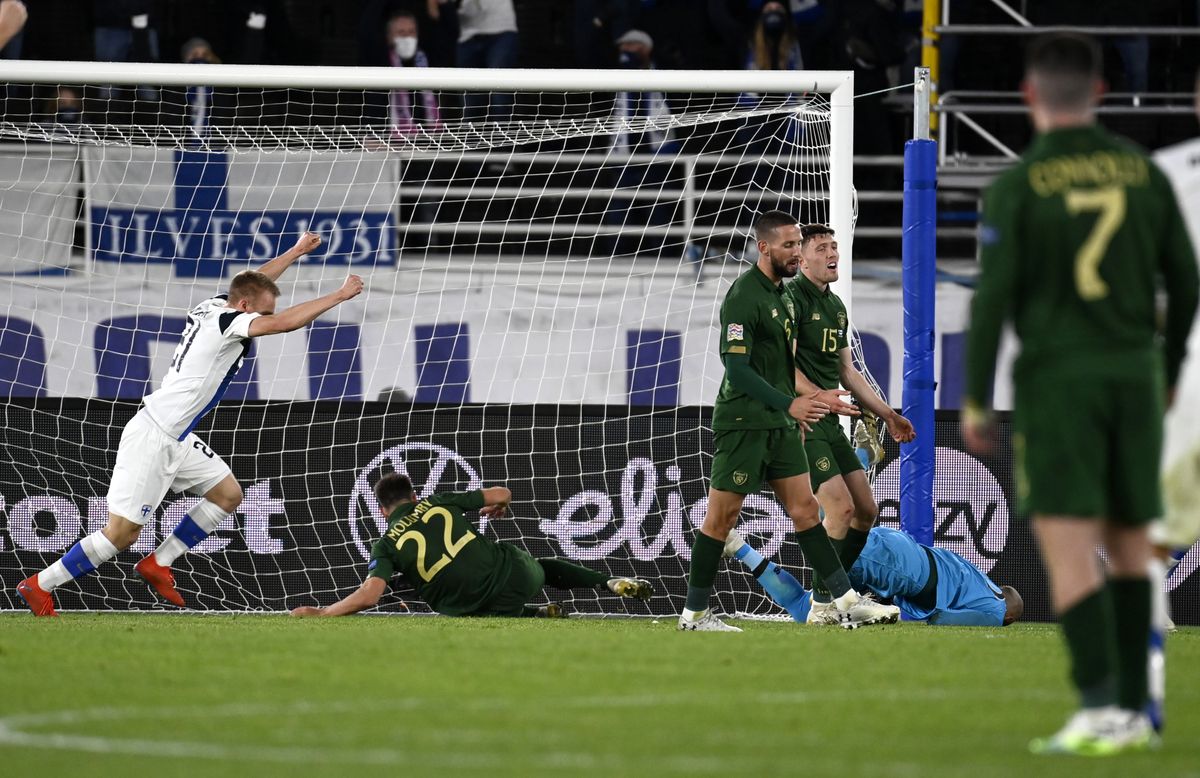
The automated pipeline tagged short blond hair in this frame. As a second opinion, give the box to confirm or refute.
[227,270,280,305]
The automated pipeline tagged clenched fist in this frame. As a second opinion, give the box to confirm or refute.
[339,274,364,300]
[292,231,322,255]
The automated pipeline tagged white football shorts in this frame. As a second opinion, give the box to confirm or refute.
[106,410,233,525]
[1156,343,1200,550]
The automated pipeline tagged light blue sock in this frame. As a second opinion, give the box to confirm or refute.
[734,545,812,623]
[733,542,766,570]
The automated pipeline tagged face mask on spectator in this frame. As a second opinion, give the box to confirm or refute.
[393,36,418,60]
[762,11,786,36]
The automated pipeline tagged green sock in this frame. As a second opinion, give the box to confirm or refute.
[537,558,608,589]
[1109,577,1151,711]
[685,532,725,612]
[841,527,870,571]
[810,535,844,602]
[794,524,851,599]
[1059,586,1118,708]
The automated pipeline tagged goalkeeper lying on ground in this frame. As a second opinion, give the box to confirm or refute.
[726,525,1023,627]
[291,473,652,617]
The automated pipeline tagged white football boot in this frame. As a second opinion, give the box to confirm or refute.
[833,589,898,629]
[677,609,742,632]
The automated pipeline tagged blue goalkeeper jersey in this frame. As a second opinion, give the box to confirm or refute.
[848,527,1006,627]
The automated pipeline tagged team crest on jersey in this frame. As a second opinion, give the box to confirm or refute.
[727,323,744,341]
[733,471,749,486]
[816,457,831,472]
[784,298,795,319]
[771,308,778,318]
[811,312,821,321]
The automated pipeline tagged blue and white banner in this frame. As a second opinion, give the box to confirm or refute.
[0,272,1013,407]
[84,148,397,278]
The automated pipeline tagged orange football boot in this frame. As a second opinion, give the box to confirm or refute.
[135,556,185,607]
[16,575,58,617]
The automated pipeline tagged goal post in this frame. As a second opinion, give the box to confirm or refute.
[0,60,856,618]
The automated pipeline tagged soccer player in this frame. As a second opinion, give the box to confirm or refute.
[16,231,365,616]
[1152,67,1200,554]
[724,527,1023,627]
[787,223,916,624]
[1146,65,1200,734]
[289,473,652,617]
[962,34,1199,755]
[679,209,896,631]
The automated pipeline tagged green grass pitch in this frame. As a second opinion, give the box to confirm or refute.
[0,615,1197,777]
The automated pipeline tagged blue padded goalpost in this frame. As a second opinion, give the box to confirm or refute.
[900,68,936,547]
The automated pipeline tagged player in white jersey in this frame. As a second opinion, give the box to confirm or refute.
[1152,69,1200,553]
[16,231,364,616]
[1143,69,1200,733]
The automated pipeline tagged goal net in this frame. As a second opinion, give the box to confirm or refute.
[0,61,857,618]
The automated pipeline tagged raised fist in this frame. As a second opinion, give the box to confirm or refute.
[293,231,322,255]
[340,274,364,300]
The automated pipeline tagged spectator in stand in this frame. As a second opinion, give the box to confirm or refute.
[429,0,518,122]
[381,10,443,231]
[45,86,82,124]
[612,30,673,154]
[385,10,441,135]
[93,1,159,64]
[0,0,26,57]
[607,29,676,256]
[737,3,805,169]
[829,0,904,157]
[181,37,220,141]
[234,2,273,65]
[572,0,644,69]
[748,0,832,69]
[746,1,803,71]
[92,0,159,117]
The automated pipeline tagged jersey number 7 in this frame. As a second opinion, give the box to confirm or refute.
[1065,185,1125,302]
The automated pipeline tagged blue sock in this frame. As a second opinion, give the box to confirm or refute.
[172,516,209,548]
[1147,628,1165,732]
[61,541,98,579]
[735,545,812,623]
[734,542,766,570]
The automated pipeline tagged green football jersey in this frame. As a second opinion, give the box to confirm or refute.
[965,124,1200,407]
[712,265,799,430]
[367,490,514,616]
[788,272,848,391]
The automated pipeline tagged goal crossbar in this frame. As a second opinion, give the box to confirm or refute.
[0,59,854,94]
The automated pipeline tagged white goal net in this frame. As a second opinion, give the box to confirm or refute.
[0,61,857,618]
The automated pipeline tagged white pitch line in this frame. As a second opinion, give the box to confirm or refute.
[0,687,1066,770]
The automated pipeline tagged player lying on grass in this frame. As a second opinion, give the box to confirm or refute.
[17,231,363,617]
[291,473,652,617]
[725,525,1023,627]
